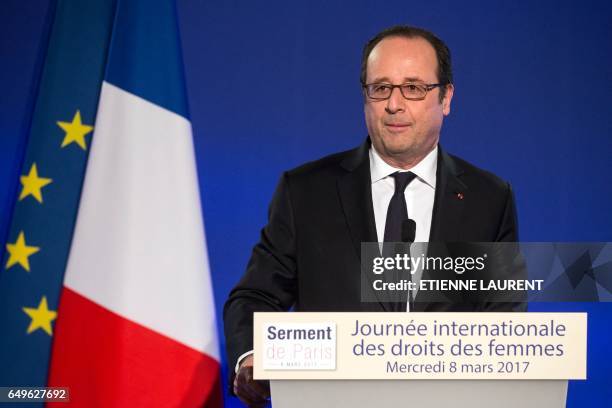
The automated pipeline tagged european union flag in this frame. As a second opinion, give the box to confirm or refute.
[0,0,116,391]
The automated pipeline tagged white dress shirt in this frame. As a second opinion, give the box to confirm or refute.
[369,145,437,243]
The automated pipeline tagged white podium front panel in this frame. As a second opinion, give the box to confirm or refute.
[271,379,567,408]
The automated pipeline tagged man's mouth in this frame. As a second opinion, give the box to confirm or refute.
[384,122,412,132]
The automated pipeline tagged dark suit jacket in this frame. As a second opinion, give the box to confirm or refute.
[223,139,519,371]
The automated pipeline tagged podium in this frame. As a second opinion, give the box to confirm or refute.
[271,379,568,408]
[255,312,585,408]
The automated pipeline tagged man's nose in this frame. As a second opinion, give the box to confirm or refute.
[385,87,406,114]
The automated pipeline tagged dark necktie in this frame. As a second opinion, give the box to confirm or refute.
[383,172,416,243]
[383,171,416,311]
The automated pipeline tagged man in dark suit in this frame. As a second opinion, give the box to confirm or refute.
[224,25,519,407]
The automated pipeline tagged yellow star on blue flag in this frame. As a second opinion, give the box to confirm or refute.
[22,296,57,336]
[5,231,40,272]
[19,163,52,203]
[57,110,94,150]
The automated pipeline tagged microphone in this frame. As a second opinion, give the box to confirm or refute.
[401,219,416,310]
[401,219,416,243]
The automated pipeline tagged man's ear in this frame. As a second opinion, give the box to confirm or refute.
[442,84,454,116]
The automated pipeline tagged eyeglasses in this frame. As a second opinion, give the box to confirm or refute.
[362,82,445,101]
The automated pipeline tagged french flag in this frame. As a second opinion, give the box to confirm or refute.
[45,0,222,405]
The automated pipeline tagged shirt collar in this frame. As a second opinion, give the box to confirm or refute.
[369,144,438,189]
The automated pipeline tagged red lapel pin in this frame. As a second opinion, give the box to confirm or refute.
[456,192,464,200]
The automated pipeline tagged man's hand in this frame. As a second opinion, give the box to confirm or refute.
[234,354,270,407]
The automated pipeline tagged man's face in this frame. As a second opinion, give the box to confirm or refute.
[364,36,453,168]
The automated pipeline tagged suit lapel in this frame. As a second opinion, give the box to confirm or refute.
[414,148,467,311]
[337,140,391,310]
[428,147,467,243]
[337,140,378,256]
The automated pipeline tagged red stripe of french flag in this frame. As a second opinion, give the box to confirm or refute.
[48,288,222,407]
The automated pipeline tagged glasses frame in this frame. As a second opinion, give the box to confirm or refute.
[362,82,446,101]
